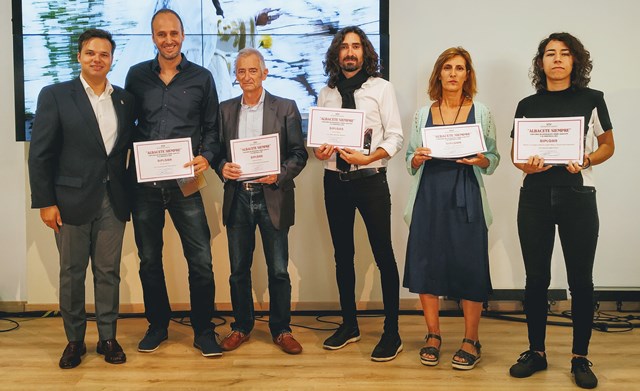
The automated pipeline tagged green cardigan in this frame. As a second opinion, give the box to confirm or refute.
[403,101,500,228]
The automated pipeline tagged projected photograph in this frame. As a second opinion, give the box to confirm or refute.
[15,0,385,140]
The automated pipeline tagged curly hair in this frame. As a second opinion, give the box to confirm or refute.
[530,32,592,91]
[427,47,477,102]
[323,26,382,88]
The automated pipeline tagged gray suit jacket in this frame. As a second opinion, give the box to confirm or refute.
[216,91,308,230]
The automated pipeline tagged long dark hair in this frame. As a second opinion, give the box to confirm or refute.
[531,32,592,91]
[323,26,382,88]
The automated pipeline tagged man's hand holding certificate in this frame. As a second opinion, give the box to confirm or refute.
[134,137,195,183]
[421,123,487,159]
[229,133,281,181]
[307,107,366,148]
[513,117,584,165]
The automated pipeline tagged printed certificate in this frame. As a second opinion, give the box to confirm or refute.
[230,133,281,180]
[513,117,584,164]
[421,123,487,159]
[307,107,366,148]
[134,138,194,183]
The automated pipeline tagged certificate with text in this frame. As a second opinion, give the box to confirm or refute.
[513,117,584,164]
[231,133,281,180]
[134,138,194,183]
[421,123,487,159]
[306,107,366,148]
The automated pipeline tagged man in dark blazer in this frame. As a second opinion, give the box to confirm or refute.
[28,29,135,369]
[216,48,308,355]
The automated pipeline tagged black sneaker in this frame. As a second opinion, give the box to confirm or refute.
[571,357,598,389]
[323,324,361,350]
[370,332,403,362]
[193,329,223,357]
[137,327,168,353]
[509,350,548,378]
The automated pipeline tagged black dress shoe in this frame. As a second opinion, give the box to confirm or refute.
[97,339,127,364]
[59,341,86,369]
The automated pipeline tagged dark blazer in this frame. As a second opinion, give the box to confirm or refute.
[216,91,308,230]
[28,78,136,225]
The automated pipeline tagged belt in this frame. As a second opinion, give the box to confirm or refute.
[239,182,264,191]
[330,167,386,182]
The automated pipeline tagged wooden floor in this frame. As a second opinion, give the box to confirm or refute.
[0,314,637,390]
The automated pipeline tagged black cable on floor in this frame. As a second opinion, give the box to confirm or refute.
[0,318,20,332]
[2,308,639,334]
[482,309,640,332]
[255,314,341,331]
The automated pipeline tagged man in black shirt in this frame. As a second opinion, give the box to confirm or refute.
[125,8,222,357]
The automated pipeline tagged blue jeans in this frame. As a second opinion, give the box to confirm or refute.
[227,186,291,337]
[517,185,599,356]
[132,186,215,335]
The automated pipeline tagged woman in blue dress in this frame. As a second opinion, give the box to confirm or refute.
[403,47,499,370]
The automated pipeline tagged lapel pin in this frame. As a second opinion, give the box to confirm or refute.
[121,100,124,105]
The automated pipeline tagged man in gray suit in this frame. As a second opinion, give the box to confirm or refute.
[28,29,135,368]
[215,48,308,354]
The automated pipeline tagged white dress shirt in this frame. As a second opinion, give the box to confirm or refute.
[80,75,118,155]
[317,76,404,171]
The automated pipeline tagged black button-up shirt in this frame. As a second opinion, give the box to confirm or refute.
[125,54,221,171]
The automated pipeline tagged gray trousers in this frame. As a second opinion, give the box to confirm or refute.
[55,193,125,342]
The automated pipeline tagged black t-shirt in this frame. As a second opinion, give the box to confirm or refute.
[511,87,613,188]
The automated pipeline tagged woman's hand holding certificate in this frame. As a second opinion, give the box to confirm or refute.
[421,123,487,159]
[513,117,584,165]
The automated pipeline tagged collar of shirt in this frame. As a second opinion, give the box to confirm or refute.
[78,74,118,155]
[238,89,266,140]
[79,74,113,98]
[151,53,190,73]
[241,88,266,111]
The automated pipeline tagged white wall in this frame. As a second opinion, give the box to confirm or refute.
[0,0,27,304]
[3,0,639,308]
[389,0,640,291]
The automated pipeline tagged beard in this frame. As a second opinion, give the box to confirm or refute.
[341,63,361,72]
[340,56,362,72]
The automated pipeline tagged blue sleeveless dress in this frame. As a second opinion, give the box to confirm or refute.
[403,105,492,302]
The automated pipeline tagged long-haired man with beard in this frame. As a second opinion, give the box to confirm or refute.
[314,26,404,362]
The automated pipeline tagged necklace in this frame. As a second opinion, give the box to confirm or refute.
[438,96,465,125]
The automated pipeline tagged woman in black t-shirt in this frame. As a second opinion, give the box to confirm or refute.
[508,32,615,390]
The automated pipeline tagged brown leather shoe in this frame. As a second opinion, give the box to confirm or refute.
[273,332,302,355]
[221,330,250,351]
[59,341,86,369]
[97,339,127,364]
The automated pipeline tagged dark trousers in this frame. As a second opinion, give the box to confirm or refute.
[132,186,215,335]
[517,186,599,356]
[323,170,400,333]
[55,193,125,342]
[227,186,291,337]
